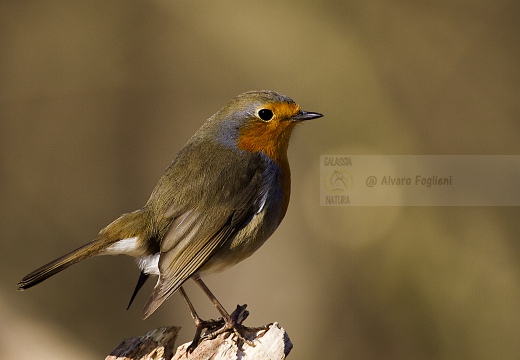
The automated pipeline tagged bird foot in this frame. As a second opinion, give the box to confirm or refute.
[186,317,225,353]
[187,304,269,353]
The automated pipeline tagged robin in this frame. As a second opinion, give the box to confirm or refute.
[17,90,323,349]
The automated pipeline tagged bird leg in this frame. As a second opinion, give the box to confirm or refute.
[178,286,225,353]
[192,277,262,347]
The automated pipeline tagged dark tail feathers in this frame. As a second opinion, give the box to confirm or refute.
[17,240,106,290]
[17,209,149,291]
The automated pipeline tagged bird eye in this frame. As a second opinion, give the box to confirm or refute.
[257,109,274,121]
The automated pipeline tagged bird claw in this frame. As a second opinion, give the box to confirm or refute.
[187,304,269,352]
[186,317,225,353]
[204,321,256,347]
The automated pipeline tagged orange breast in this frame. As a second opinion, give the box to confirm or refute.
[236,102,300,214]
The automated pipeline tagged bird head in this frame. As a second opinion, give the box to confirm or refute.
[208,90,323,164]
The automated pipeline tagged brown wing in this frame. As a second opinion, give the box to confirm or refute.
[142,160,267,319]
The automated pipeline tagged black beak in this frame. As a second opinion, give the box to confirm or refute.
[293,111,324,121]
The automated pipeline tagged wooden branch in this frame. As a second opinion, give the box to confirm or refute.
[106,326,180,360]
[173,322,292,360]
[106,306,292,360]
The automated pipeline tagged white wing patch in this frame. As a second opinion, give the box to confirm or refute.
[256,190,268,214]
[137,254,160,275]
[101,237,140,256]
[101,236,160,275]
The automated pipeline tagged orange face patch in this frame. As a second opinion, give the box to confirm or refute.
[237,102,301,164]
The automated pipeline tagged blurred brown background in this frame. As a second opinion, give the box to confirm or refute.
[1,1,519,359]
